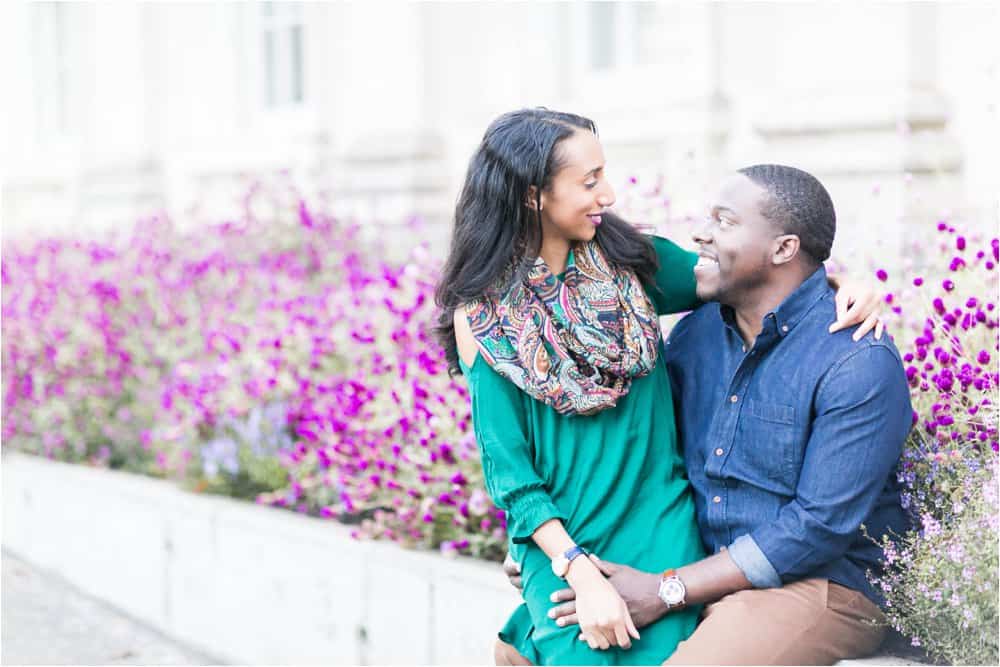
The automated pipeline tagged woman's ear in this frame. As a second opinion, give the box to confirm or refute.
[772,234,801,265]
[525,185,542,211]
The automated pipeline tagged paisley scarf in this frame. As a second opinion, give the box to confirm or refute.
[466,241,660,415]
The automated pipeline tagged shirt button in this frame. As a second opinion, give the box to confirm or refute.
[781,325,789,333]
[712,495,721,504]
[729,395,738,403]
[715,448,724,456]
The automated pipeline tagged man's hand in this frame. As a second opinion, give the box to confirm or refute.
[548,555,666,630]
[504,552,523,591]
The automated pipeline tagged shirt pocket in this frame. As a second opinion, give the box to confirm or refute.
[748,400,795,425]
[735,399,799,492]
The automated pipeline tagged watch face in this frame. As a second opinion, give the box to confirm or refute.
[551,556,569,578]
[661,579,685,605]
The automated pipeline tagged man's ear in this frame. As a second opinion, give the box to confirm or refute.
[772,235,800,265]
[525,185,542,211]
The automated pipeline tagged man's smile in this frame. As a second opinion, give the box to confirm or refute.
[694,252,719,271]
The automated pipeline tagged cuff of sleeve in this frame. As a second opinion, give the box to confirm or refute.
[727,534,781,588]
[507,490,566,544]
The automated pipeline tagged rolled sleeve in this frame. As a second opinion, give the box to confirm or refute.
[749,345,912,580]
[466,360,566,544]
[727,534,781,588]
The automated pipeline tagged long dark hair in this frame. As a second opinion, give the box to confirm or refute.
[434,108,658,375]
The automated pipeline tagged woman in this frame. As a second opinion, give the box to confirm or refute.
[435,108,881,665]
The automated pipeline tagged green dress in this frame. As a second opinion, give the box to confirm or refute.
[459,237,707,666]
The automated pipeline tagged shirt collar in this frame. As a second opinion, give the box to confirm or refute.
[772,266,830,336]
[718,266,830,339]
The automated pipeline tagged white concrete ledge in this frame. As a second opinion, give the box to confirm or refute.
[2,451,918,665]
[2,451,520,664]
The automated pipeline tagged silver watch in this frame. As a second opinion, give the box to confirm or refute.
[657,569,687,609]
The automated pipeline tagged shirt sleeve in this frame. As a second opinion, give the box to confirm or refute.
[740,345,912,584]
[644,235,702,315]
[465,359,566,544]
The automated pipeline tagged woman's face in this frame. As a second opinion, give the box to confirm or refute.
[538,130,616,243]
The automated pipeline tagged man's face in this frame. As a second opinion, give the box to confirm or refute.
[692,173,783,305]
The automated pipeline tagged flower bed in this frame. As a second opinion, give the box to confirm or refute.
[2,178,996,663]
[867,224,999,664]
[2,181,504,560]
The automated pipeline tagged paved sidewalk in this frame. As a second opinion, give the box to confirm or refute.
[2,550,219,665]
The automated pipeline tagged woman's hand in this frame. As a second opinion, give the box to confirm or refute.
[565,558,640,650]
[827,275,886,341]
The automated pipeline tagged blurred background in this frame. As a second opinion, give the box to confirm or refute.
[4,1,998,264]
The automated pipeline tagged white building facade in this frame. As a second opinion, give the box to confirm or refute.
[4,1,998,263]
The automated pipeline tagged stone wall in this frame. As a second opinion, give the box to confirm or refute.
[2,452,519,665]
[2,452,919,665]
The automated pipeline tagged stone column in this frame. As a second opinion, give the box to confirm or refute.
[75,2,165,235]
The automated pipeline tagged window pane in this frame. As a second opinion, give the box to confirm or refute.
[263,29,276,107]
[589,2,616,70]
[290,24,303,103]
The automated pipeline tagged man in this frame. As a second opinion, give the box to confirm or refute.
[500,165,912,665]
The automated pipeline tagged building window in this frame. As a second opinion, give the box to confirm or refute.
[32,2,72,140]
[586,1,669,71]
[260,1,304,108]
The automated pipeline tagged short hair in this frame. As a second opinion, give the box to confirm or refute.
[738,164,835,265]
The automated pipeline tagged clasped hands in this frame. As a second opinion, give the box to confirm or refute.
[503,552,667,651]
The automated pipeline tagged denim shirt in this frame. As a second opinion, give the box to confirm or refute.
[663,267,912,604]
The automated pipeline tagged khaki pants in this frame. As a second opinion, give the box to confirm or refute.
[495,579,885,666]
[664,579,885,665]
